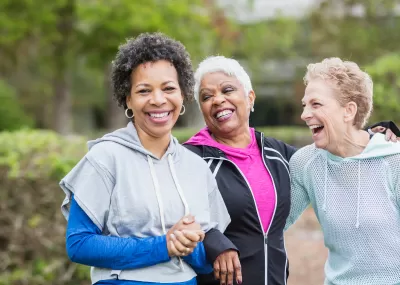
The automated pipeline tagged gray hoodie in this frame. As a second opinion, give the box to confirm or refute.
[60,122,231,284]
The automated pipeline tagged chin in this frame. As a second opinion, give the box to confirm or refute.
[313,140,328,150]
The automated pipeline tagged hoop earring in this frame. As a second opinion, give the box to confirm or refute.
[180,105,186,115]
[125,108,134,119]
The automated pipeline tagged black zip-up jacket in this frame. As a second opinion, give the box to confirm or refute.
[184,131,297,285]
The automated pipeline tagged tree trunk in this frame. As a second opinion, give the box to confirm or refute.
[52,0,75,134]
[104,63,127,130]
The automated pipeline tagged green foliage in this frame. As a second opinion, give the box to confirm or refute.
[366,53,400,123]
[0,80,33,131]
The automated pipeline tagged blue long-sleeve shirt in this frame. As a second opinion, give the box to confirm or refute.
[66,195,212,285]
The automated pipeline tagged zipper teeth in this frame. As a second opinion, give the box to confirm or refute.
[260,134,278,236]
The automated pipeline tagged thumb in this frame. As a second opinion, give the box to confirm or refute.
[183,215,195,224]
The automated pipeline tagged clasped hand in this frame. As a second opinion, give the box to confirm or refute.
[166,215,205,257]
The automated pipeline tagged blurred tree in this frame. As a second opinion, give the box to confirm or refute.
[0,0,238,132]
[308,0,400,63]
[366,53,400,123]
[0,80,33,131]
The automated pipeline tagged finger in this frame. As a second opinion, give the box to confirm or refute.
[174,231,197,248]
[226,257,234,285]
[391,133,397,142]
[181,230,201,242]
[169,240,180,257]
[183,215,195,224]
[214,259,221,280]
[196,230,205,242]
[233,254,242,285]
[219,258,227,285]
[373,126,385,133]
[385,129,392,141]
[170,233,188,254]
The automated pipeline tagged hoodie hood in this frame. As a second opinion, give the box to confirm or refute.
[184,127,258,160]
[326,133,400,162]
[88,121,180,162]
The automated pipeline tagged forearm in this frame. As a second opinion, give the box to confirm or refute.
[183,242,213,274]
[202,228,238,263]
[67,196,170,270]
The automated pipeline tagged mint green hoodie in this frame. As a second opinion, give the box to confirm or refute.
[286,134,400,285]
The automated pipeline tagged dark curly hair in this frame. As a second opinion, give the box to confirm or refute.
[111,32,194,109]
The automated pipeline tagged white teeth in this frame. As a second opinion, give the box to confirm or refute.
[309,124,324,130]
[149,112,169,118]
[216,110,232,119]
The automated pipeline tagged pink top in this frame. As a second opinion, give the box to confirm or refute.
[185,127,276,232]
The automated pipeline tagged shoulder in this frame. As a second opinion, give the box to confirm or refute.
[289,144,320,169]
[261,134,297,160]
[178,144,209,168]
[85,141,125,171]
[183,143,203,157]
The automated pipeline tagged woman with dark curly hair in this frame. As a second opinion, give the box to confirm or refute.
[59,33,233,285]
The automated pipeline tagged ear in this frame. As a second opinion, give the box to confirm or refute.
[344,101,357,123]
[126,95,132,109]
[248,90,256,108]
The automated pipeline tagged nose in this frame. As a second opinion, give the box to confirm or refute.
[212,92,226,106]
[301,106,312,122]
[150,89,167,106]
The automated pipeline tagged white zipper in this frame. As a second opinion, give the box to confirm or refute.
[260,134,286,285]
[204,153,277,285]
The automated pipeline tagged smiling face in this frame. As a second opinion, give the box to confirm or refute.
[126,60,183,139]
[301,79,350,151]
[198,72,255,138]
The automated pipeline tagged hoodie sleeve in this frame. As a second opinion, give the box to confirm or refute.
[60,153,114,231]
[202,170,239,263]
[182,243,213,274]
[66,195,170,269]
[284,148,311,231]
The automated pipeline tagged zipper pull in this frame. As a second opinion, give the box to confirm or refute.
[264,235,268,244]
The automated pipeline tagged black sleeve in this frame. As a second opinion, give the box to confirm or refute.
[366,121,400,136]
[203,228,239,263]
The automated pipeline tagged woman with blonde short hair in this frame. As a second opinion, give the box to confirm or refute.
[286,57,400,285]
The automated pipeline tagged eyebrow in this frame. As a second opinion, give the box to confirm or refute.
[302,98,320,104]
[135,81,176,88]
[199,87,212,94]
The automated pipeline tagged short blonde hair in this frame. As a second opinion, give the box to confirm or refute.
[304,57,373,129]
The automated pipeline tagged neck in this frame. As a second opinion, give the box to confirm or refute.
[327,127,370,158]
[135,125,171,159]
[212,125,252,148]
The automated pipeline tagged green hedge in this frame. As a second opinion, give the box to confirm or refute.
[0,127,311,285]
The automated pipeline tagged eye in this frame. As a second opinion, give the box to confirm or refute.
[222,86,235,93]
[164,86,176,92]
[312,102,322,107]
[201,95,211,102]
[137,89,150,94]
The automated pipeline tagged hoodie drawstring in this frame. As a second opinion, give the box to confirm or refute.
[323,159,328,212]
[147,154,189,271]
[168,155,189,216]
